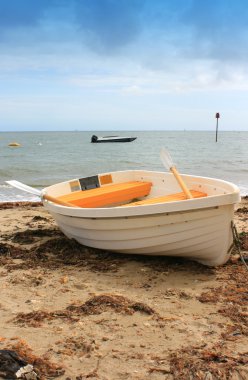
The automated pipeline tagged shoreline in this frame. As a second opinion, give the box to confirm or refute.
[0,199,247,379]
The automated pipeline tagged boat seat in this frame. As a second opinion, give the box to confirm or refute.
[122,189,207,206]
[57,181,152,208]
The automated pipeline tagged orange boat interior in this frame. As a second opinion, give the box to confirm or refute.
[56,181,207,208]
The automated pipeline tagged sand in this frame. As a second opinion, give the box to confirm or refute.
[0,198,247,380]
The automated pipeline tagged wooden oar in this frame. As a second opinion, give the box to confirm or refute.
[6,180,76,207]
[160,148,193,199]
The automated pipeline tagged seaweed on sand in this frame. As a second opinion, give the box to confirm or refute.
[0,202,42,209]
[13,294,156,327]
[0,233,128,272]
[0,242,28,263]
[198,262,248,335]
[239,231,248,250]
[6,338,64,379]
[236,207,248,214]
[10,228,61,244]
[66,294,156,316]
[169,343,248,380]
[55,336,95,356]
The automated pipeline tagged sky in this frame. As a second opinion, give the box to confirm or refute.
[1,0,248,131]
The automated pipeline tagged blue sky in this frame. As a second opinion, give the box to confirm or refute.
[1,0,248,131]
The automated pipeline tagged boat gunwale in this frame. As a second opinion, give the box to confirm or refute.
[44,198,237,219]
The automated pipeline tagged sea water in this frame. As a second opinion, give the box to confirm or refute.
[0,130,247,202]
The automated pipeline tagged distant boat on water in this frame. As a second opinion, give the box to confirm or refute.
[91,135,137,143]
[8,142,21,147]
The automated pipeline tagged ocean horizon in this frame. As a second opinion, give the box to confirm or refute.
[1,130,247,202]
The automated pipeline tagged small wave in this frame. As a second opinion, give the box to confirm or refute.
[0,182,42,189]
[238,185,248,196]
[0,183,11,189]
[0,183,40,202]
[0,192,40,202]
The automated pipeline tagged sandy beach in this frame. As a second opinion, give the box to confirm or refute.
[0,198,247,380]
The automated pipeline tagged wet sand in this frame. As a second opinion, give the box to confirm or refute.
[0,198,247,379]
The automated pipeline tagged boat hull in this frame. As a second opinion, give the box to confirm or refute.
[48,204,234,266]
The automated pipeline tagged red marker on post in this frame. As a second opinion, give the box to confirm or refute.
[215,112,220,142]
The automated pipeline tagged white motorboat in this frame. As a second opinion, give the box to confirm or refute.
[91,135,137,143]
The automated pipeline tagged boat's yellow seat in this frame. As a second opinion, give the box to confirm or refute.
[57,181,152,208]
[122,189,207,206]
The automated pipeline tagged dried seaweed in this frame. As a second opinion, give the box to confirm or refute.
[35,237,128,270]
[67,294,156,316]
[236,207,248,214]
[55,336,95,356]
[0,240,53,270]
[218,305,248,335]
[0,242,27,259]
[10,228,61,244]
[13,294,157,327]
[7,338,64,379]
[1,234,133,274]
[169,343,248,380]
[13,310,60,328]
[130,302,155,315]
[239,232,248,250]
[198,263,248,335]
[0,202,42,209]
[32,215,49,222]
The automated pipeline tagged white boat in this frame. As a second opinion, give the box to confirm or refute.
[38,169,240,266]
[91,135,137,143]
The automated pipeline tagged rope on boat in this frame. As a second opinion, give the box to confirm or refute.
[231,221,248,271]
